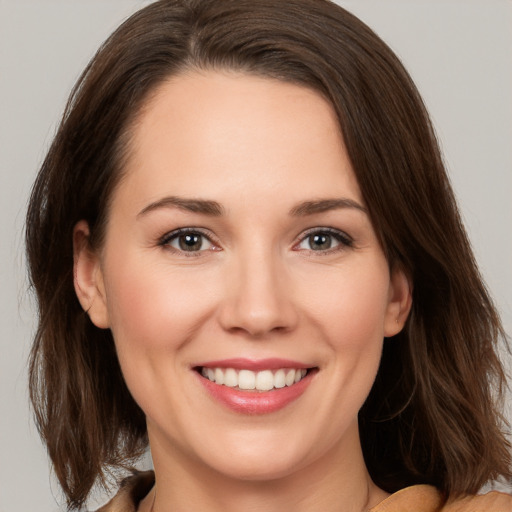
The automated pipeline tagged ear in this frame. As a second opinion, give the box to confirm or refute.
[73,220,110,329]
[383,267,412,337]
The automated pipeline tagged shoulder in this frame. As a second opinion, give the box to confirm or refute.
[371,485,512,512]
[95,470,155,512]
[443,491,512,512]
[370,485,443,512]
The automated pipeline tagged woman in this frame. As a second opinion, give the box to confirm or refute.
[26,0,511,511]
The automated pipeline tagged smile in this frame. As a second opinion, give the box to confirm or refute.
[194,359,316,414]
[200,367,308,391]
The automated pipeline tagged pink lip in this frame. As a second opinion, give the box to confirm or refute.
[194,359,316,415]
[196,358,310,371]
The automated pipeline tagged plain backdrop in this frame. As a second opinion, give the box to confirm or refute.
[1,1,511,510]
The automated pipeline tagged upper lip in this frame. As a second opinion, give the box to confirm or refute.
[194,358,312,372]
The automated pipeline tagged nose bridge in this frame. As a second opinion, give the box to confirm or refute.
[219,242,297,337]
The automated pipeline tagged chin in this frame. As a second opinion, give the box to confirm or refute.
[191,428,318,483]
[207,453,308,483]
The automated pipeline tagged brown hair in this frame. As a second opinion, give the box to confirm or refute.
[26,0,511,509]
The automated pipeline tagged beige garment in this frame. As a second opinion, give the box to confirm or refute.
[370,484,512,512]
[96,470,512,512]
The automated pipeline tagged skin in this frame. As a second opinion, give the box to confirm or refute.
[74,71,412,512]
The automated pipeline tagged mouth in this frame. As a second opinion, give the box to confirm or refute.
[196,366,311,392]
[193,359,317,414]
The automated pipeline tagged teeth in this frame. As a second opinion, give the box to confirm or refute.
[200,367,309,391]
[285,369,296,386]
[274,369,286,388]
[256,370,274,391]
[224,368,238,387]
[214,368,224,385]
[238,369,256,390]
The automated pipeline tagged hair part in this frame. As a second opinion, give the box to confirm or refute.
[26,0,510,508]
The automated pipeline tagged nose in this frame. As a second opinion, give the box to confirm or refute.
[218,249,299,338]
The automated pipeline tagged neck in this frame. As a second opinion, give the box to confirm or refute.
[141,421,388,512]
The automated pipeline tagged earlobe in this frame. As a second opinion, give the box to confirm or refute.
[73,220,110,329]
[384,268,412,337]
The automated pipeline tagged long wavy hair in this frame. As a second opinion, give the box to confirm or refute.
[26,0,511,509]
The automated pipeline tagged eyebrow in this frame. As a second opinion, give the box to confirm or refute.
[137,196,225,217]
[289,198,367,216]
[137,196,367,218]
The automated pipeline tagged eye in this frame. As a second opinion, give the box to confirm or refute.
[295,228,353,252]
[160,229,215,253]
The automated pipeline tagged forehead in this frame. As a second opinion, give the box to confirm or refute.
[116,70,362,210]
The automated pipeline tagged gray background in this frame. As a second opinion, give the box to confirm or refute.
[1,1,510,510]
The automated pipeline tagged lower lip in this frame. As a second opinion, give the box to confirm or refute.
[197,372,314,415]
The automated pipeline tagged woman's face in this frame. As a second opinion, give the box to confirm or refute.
[75,71,410,482]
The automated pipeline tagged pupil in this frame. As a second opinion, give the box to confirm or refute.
[310,233,331,250]
[179,234,202,251]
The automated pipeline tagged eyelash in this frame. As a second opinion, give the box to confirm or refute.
[293,227,354,255]
[158,227,354,256]
[158,228,219,257]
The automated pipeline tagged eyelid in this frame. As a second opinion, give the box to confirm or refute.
[293,227,354,252]
[156,226,353,255]
[158,227,221,253]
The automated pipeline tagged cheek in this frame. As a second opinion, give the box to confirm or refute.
[300,259,390,413]
[303,260,391,351]
[101,258,222,418]
[103,258,219,355]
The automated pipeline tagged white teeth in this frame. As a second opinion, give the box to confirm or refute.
[238,369,256,390]
[200,367,309,391]
[256,370,274,391]
[274,369,286,389]
[285,369,296,386]
[214,368,224,385]
[224,368,238,387]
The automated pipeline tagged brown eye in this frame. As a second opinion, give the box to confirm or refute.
[164,230,214,252]
[308,233,333,251]
[296,228,353,252]
[178,233,204,251]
